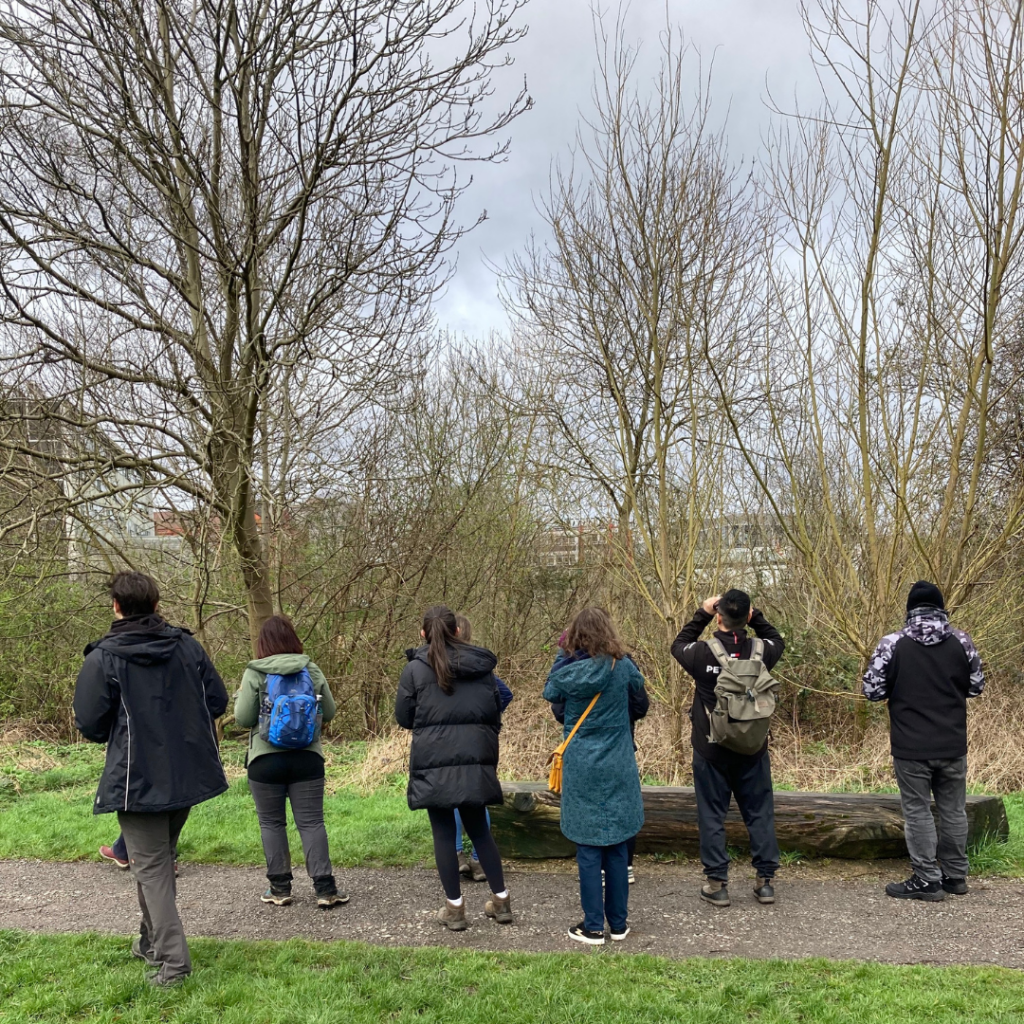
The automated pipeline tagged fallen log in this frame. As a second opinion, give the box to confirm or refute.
[490,782,1009,860]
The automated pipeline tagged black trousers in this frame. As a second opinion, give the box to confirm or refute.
[692,750,780,881]
[427,806,505,900]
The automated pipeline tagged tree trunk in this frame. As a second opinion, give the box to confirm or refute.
[490,782,1008,860]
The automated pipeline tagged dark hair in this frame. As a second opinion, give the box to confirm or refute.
[561,607,627,660]
[109,571,160,616]
[423,605,460,694]
[717,589,751,630]
[455,614,472,643]
[256,615,304,659]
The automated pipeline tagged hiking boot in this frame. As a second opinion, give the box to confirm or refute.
[437,899,468,931]
[99,845,129,870]
[567,922,605,945]
[484,891,513,923]
[261,886,293,906]
[609,925,630,941]
[146,970,187,988]
[754,876,775,904]
[941,876,969,895]
[458,851,473,877]
[131,937,160,967]
[317,891,351,909]
[700,879,731,907]
[885,874,945,901]
[470,857,488,883]
[627,864,635,885]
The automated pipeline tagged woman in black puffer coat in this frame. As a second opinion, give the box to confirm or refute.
[395,605,512,930]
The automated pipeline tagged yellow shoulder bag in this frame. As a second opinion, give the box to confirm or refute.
[546,659,615,794]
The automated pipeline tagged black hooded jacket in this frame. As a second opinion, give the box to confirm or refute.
[73,615,229,814]
[671,607,786,766]
[395,642,503,810]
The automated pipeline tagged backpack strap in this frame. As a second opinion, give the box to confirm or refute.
[749,638,764,663]
[706,637,732,669]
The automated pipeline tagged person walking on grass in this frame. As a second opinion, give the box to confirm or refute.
[543,608,646,946]
[864,581,985,902]
[395,605,513,930]
[234,614,347,909]
[548,634,649,886]
[453,614,513,883]
[73,571,228,987]
[671,590,785,909]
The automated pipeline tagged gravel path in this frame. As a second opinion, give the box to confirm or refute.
[1,858,1022,967]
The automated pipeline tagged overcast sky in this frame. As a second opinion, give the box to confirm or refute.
[434,0,815,339]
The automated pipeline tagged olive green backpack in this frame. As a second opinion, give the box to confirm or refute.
[706,638,779,755]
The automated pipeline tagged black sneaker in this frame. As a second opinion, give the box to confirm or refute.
[700,880,730,907]
[567,923,605,945]
[261,886,293,906]
[885,874,945,901]
[941,876,969,895]
[754,876,775,904]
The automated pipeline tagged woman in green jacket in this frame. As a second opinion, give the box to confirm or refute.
[234,615,346,908]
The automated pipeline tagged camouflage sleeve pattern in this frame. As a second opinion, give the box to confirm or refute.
[953,629,985,697]
[862,632,902,701]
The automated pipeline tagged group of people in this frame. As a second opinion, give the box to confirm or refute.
[73,571,985,983]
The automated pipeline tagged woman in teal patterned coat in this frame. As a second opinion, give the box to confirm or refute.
[543,608,645,945]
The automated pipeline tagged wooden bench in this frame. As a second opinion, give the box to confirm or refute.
[490,782,1009,860]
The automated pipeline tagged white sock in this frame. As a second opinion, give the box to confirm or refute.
[493,889,508,899]
[448,895,464,906]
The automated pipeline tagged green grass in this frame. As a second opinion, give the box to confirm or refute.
[3,740,1024,876]
[0,740,431,868]
[2,931,1024,1024]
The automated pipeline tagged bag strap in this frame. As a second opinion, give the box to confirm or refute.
[706,637,732,669]
[556,690,601,755]
[553,657,616,754]
[749,638,765,663]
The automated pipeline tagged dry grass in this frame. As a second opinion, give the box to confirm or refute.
[358,681,1024,794]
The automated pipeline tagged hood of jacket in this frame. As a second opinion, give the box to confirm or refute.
[904,606,952,646]
[411,642,497,680]
[547,653,616,699]
[247,653,311,674]
[86,618,189,666]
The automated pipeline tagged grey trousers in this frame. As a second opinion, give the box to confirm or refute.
[117,807,191,983]
[248,776,333,888]
[893,756,969,883]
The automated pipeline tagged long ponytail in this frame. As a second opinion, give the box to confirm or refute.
[422,605,459,694]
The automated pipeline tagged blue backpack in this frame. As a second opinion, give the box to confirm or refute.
[258,668,321,749]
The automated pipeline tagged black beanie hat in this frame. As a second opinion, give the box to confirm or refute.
[907,580,944,614]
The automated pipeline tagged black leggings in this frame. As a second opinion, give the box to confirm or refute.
[427,806,505,900]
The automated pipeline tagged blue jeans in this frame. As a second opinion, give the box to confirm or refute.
[576,841,629,933]
[692,751,780,881]
[453,807,491,857]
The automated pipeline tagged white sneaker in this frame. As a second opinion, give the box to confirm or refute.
[610,926,630,941]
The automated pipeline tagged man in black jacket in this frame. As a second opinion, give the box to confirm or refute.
[864,581,984,902]
[74,571,228,985]
[671,590,785,908]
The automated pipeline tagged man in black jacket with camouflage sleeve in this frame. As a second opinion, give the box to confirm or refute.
[74,571,228,985]
[864,581,984,902]
[671,589,785,909]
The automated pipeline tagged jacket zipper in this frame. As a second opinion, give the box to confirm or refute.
[120,694,131,812]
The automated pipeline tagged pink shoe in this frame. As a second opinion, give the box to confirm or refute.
[99,845,129,869]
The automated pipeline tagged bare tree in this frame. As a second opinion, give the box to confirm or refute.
[0,0,530,645]
[504,13,763,751]
[711,0,1024,722]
